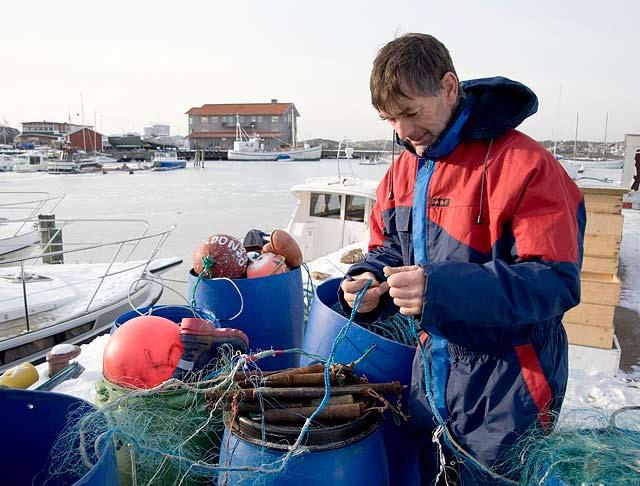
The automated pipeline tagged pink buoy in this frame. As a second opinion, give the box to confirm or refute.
[246,252,288,278]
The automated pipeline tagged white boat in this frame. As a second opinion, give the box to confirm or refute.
[152,148,187,171]
[0,192,64,257]
[0,155,14,171]
[48,150,104,174]
[12,152,49,172]
[562,158,624,170]
[227,117,321,161]
[287,176,377,261]
[0,217,181,372]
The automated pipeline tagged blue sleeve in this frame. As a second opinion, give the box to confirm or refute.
[422,258,581,330]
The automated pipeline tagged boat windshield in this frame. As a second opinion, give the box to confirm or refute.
[310,193,342,219]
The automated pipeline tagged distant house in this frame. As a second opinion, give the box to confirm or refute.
[18,121,88,146]
[66,127,103,152]
[186,99,300,150]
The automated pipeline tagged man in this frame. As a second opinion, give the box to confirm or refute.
[341,33,585,485]
[631,149,640,191]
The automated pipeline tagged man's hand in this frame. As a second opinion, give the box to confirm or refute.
[384,265,425,316]
[340,272,390,313]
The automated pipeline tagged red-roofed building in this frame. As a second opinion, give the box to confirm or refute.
[186,99,300,150]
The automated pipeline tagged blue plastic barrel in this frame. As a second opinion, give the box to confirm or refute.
[300,278,420,486]
[0,389,119,486]
[218,412,389,485]
[188,267,304,371]
[111,305,218,333]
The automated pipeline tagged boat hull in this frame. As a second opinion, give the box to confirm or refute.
[153,161,187,171]
[227,145,322,161]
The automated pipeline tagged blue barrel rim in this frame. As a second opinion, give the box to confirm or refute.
[188,267,298,282]
[228,410,383,452]
[315,278,415,350]
[113,304,218,327]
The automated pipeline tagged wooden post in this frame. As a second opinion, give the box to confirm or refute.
[38,214,63,264]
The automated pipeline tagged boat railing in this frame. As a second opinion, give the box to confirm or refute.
[0,192,65,238]
[0,218,176,339]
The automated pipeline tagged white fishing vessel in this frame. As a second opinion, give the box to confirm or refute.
[0,154,14,171]
[227,116,321,161]
[287,176,377,261]
[47,149,104,174]
[0,218,181,372]
[12,152,49,172]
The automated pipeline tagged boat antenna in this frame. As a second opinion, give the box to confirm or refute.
[388,130,396,200]
[345,140,357,180]
[336,139,343,181]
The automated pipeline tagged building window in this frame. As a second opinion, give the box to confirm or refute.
[189,117,193,125]
[310,193,341,219]
[271,116,280,123]
[201,117,208,123]
[210,116,217,122]
[345,196,366,222]
[251,116,256,122]
[257,116,263,122]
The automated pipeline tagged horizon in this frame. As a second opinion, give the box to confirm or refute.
[1,1,638,143]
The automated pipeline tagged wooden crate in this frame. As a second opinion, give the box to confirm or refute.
[582,191,623,214]
[583,234,622,258]
[580,273,622,306]
[564,302,616,328]
[563,322,614,349]
[568,187,626,349]
[584,213,624,236]
[582,255,619,274]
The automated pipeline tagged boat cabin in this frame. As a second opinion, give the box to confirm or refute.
[287,177,378,261]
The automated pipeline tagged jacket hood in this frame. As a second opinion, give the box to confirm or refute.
[396,76,538,158]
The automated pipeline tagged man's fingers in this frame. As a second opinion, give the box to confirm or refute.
[383,265,420,276]
[341,279,369,293]
[398,305,421,316]
[389,286,422,299]
[377,282,390,295]
[392,297,419,308]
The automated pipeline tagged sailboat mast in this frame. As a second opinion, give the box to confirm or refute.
[80,94,87,152]
[602,112,609,158]
[573,112,579,160]
[291,108,296,149]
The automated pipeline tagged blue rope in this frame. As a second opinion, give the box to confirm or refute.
[407,317,518,484]
[297,280,372,437]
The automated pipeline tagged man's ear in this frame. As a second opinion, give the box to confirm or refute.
[441,72,459,105]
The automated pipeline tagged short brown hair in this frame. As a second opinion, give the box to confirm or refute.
[370,33,457,115]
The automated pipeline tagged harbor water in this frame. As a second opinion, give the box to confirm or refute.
[0,160,387,302]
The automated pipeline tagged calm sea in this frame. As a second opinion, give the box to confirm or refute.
[1,160,388,303]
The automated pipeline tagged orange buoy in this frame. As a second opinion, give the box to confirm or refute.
[103,315,183,389]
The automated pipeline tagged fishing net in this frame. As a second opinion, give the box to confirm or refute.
[500,406,640,486]
[42,282,402,485]
[330,301,419,346]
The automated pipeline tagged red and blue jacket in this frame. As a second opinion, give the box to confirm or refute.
[344,77,585,482]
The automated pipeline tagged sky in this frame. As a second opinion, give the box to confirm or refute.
[1,0,638,142]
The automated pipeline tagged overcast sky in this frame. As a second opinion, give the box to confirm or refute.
[1,0,637,142]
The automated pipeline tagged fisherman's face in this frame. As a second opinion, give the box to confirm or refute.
[379,72,459,155]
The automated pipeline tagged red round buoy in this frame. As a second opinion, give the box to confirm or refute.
[193,234,248,279]
[246,252,288,278]
[103,315,183,389]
